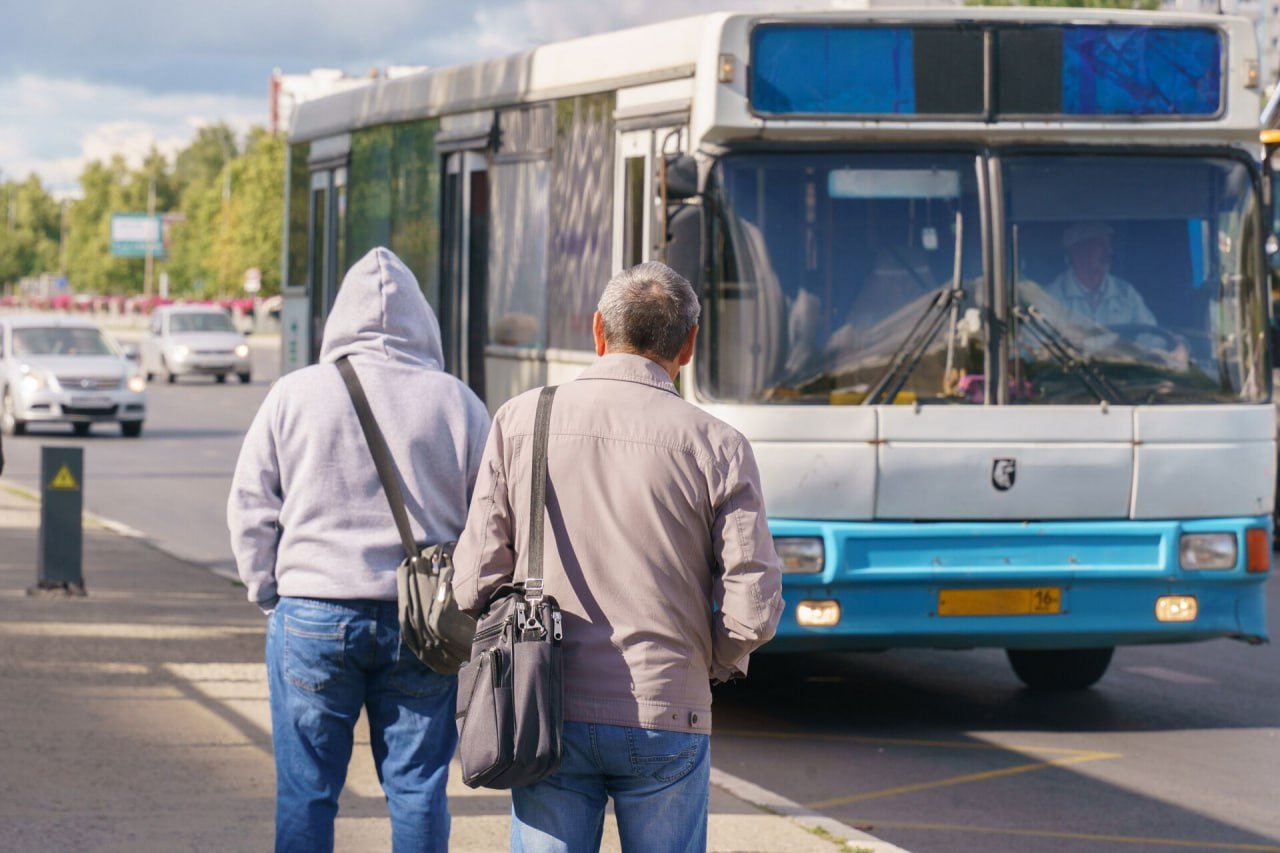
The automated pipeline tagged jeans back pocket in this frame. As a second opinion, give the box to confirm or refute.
[625,727,704,783]
[283,614,346,692]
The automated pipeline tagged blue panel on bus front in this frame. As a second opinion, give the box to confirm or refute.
[752,26,917,115]
[1061,26,1221,116]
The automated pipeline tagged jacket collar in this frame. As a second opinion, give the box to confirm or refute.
[576,353,679,397]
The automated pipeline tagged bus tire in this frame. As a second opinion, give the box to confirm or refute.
[1006,647,1114,691]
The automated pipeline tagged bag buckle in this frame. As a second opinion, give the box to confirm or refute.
[524,577,544,601]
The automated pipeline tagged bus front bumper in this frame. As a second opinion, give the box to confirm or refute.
[763,517,1272,653]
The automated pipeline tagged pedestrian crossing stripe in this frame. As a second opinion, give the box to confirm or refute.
[50,464,79,491]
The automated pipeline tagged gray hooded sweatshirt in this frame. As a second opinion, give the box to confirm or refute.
[227,247,490,610]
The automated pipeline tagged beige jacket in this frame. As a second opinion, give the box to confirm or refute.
[452,354,784,734]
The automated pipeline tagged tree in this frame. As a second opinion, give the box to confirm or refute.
[173,123,238,198]
[65,157,143,293]
[0,173,63,287]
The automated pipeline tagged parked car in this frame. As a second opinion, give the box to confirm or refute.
[0,316,147,438]
[140,305,251,384]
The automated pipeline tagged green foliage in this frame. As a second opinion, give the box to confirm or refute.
[1,124,284,298]
[0,174,61,285]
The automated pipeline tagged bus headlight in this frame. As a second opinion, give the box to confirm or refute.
[1155,596,1197,623]
[127,374,146,393]
[1179,533,1237,570]
[173,345,191,361]
[796,600,841,627]
[774,537,824,574]
[234,344,249,358]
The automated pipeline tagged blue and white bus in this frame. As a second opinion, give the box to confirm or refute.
[283,8,1274,690]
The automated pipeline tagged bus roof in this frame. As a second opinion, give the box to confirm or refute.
[290,7,1259,146]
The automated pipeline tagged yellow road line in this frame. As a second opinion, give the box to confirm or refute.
[717,728,1107,756]
[844,818,1280,851]
[807,752,1119,809]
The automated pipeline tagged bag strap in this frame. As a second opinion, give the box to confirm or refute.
[525,385,557,602]
[336,356,418,561]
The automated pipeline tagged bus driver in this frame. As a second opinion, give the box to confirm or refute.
[1041,222,1156,331]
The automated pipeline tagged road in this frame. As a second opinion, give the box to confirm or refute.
[0,332,280,576]
[1,335,1277,852]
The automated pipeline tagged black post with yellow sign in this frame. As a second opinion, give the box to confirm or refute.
[37,446,85,594]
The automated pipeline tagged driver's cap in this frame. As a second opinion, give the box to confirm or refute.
[1063,222,1114,250]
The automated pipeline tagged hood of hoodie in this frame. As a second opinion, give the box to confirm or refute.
[318,247,444,369]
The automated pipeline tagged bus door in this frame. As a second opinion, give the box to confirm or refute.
[306,165,346,362]
[441,150,489,398]
[614,125,687,271]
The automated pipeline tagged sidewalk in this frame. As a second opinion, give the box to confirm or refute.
[0,484,895,852]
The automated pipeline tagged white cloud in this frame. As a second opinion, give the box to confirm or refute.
[0,74,260,195]
[0,0,846,195]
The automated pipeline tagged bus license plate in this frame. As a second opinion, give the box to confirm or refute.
[937,587,1061,616]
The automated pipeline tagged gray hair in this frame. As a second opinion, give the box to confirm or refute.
[597,262,701,361]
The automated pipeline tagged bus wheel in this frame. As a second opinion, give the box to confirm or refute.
[1006,647,1114,691]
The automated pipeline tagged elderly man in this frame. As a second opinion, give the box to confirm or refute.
[1042,222,1157,331]
[453,261,784,853]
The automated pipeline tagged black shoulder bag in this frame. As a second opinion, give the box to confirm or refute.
[337,355,476,676]
[456,385,565,789]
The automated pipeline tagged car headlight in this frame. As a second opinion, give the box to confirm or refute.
[19,365,49,393]
[774,537,825,574]
[173,345,191,360]
[234,344,249,358]
[127,374,147,393]
[1179,533,1237,570]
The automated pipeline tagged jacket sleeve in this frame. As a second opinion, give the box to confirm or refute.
[710,435,785,681]
[227,385,284,613]
[464,397,492,505]
[452,407,515,616]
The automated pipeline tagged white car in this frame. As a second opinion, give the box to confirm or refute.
[0,316,147,438]
[141,305,252,384]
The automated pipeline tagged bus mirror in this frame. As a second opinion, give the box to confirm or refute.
[664,203,704,293]
[662,154,699,202]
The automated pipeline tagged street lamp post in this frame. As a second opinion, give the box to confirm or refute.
[143,171,156,301]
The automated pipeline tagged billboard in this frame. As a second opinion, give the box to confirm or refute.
[109,214,166,259]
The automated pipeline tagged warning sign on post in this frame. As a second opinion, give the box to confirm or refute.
[50,464,79,491]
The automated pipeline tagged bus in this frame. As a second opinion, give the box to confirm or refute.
[283,8,1274,690]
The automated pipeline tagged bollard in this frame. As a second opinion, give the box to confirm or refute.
[36,446,86,595]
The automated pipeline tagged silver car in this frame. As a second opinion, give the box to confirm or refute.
[0,316,147,438]
[141,306,252,384]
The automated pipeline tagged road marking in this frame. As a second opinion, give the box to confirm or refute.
[840,818,1280,851]
[806,752,1119,809]
[708,767,913,853]
[1125,666,1217,685]
[718,728,1104,756]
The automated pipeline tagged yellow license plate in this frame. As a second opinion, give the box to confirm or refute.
[937,587,1062,617]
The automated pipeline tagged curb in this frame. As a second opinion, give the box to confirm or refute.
[0,481,240,584]
[710,768,911,852]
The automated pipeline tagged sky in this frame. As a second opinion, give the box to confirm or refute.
[0,0,802,197]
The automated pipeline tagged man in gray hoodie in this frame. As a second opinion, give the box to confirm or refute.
[228,247,490,853]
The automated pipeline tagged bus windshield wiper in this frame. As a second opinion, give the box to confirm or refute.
[1013,303,1129,405]
[863,211,966,406]
[862,284,965,405]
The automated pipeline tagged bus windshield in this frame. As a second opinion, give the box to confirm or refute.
[1007,154,1267,405]
[704,152,986,404]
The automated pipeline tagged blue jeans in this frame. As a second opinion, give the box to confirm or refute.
[510,721,710,853]
[266,597,457,853]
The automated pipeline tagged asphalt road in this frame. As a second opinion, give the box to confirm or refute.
[0,331,280,576]
[1,335,1277,852]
